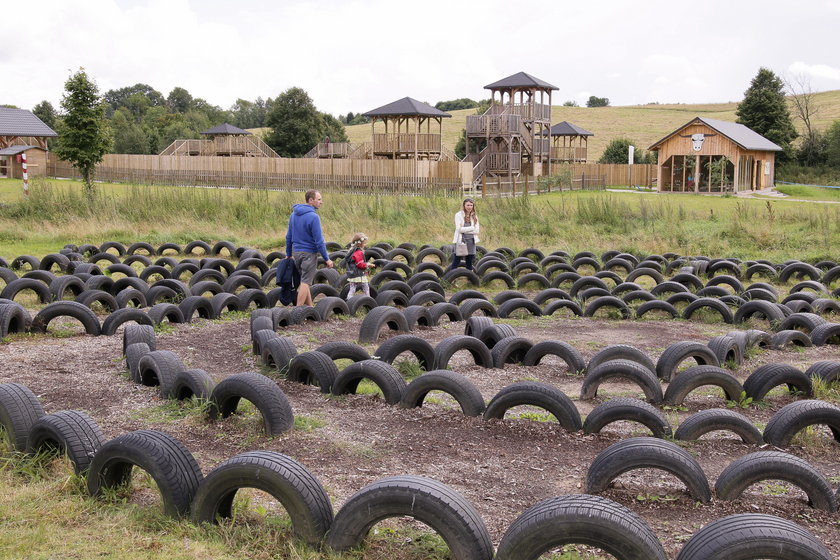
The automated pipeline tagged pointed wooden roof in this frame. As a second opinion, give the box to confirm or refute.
[484,72,558,91]
[200,123,251,135]
[0,107,58,137]
[543,121,594,137]
[649,117,783,152]
[363,97,451,118]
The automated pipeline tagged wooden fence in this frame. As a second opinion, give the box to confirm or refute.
[48,154,473,196]
[545,163,656,187]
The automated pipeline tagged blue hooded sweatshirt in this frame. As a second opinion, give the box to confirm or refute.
[285,203,329,260]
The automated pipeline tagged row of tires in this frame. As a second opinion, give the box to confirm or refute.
[0,381,833,559]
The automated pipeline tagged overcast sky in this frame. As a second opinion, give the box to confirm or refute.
[3,0,839,116]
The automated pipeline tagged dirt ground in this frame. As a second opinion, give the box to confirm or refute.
[2,310,840,558]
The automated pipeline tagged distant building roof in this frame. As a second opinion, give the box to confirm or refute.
[363,97,451,118]
[542,121,594,137]
[484,72,558,91]
[200,123,251,135]
[649,117,783,152]
[0,145,44,156]
[0,107,58,137]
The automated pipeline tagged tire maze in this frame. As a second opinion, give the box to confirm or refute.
[1,241,840,558]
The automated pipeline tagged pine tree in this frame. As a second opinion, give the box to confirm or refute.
[736,68,797,160]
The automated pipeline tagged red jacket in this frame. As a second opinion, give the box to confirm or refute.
[347,248,368,278]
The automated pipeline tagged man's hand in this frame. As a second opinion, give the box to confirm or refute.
[326,259,334,268]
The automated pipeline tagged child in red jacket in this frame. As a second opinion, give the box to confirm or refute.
[345,233,374,297]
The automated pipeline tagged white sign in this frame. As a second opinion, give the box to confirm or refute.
[628,145,635,164]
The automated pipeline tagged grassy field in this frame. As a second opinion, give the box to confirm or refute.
[1,177,839,263]
[338,90,840,162]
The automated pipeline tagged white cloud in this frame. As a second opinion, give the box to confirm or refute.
[788,61,840,81]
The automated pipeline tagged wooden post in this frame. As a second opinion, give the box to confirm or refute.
[481,174,486,197]
[512,175,517,197]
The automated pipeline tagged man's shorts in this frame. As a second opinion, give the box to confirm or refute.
[293,251,318,284]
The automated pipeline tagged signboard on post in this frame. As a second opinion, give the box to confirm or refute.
[22,152,29,196]
[628,145,635,165]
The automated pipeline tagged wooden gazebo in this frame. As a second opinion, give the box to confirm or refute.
[650,117,782,193]
[362,97,453,160]
[465,72,557,180]
[0,107,57,178]
[543,121,592,163]
[159,123,278,157]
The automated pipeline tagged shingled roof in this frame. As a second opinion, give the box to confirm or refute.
[543,121,594,137]
[0,107,58,137]
[200,123,251,135]
[649,117,783,152]
[484,72,558,91]
[363,97,451,118]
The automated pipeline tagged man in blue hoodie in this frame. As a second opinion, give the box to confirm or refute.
[285,190,334,306]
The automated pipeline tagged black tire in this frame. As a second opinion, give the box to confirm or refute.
[74,289,119,312]
[331,360,407,404]
[433,335,494,370]
[656,341,720,382]
[585,437,711,502]
[403,305,433,329]
[399,370,485,416]
[743,363,812,401]
[261,336,298,374]
[374,334,435,371]
[805,360,840,383]
[190,450,333,545]
[778,312,828,333]
[147,303,185,326]
[490,336,533,368]
[682,297,735,323]
[442,268,481,287]
[326,475,493,560]
[663,365,745,405]
[287,351,339,393]
[495,494,667,560]
[137,350,185,395]
[125,342,151,382]
[177,296,216,322]
[346,295,377,317]
[492,290,528,305]
[521,340,586,373]
[314,341,369,362]
[496,298,542,319]
[707,335,744,367]
[635,299,679,319]
[169,368,215,400]
[587,344,655,374]
[251,329,278,357]
[122,323,156,353]
[674,408,763,444]
[87,429,202,518]
[428,302,463,324]
[0,303,32,336]
[583,397,671,438]
[675,513,833,560]
[458,298,498,319]
[770,329,813,350]
[516,272,550,289]
[583,296,631,319]
[26,410,105,474]
[288,305,320,324]
[477,324,517,350]
[407,290,445,307]
[810,322,840,346]
[734,299,786,323]
[580,359,663,403]
[49,275,87,301]
[483,382,581,432]
[463,316,494,338]
[779,261,822,282]
[542,299,583,316]
[115,288,148,309]
[0,382,45,451]
[357,306,409,343]
[625,266,664,285]
[208,372,294,435]
[481,270,515,288]
[763,399,840,447]
[714,451,837,511]
[314,296,350,321]
[30,301,101,335]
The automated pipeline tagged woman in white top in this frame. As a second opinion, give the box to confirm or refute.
[448,198,480,271]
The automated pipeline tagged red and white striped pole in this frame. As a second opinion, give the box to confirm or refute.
[21,152,29,196]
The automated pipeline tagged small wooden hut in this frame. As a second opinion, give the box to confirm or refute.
[0,107,57,178]
[362,98,452,160]
[544,121,593,163]
[649,117,782,193]
[159,123,278,157]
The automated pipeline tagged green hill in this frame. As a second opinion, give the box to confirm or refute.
[344,90,840,161]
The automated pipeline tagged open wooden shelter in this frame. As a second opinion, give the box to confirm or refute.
[159,123,278,157]
[0,107,57,178]
[543,121,593,163]
[650,117,782,193]
[465,72,556,181]
[362,97,453,160]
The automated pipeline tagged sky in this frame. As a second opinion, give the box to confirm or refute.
[2,0,840,116]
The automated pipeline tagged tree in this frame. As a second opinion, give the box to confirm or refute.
[32,100,57,129]
[54,69,112,196]
[321,113,348,143]
[562,100,579,107]
[786,75,823,166]
[167,87,194,114]
[103,83,164,116]
[736,67,797,160]
[434,98,479,111]
[265,87,325,157]
[599,138,640,163]
[111,108,149,154]
[825,120,840,169]
[586,96,609,108]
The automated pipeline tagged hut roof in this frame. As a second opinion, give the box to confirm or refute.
[0,145,43,156]
[649,117,783,152]
[0,107,58,137]
[542,121,594,137]
[200,123,251,135]
[484,72,558,91]
[363,97,451,118]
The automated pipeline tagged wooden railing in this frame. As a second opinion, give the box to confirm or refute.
[486,152,521,172]
[466,113,520,135]
[439,145,459,161]
[305,142,352,158]
[347,142,372,159]
[372,133,442,154]
[551,146,588,162]
[485,102,551,120]
[158,136,279,158]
